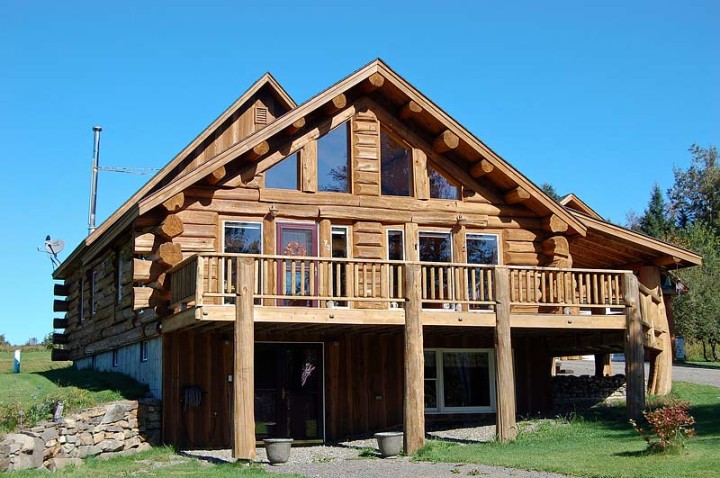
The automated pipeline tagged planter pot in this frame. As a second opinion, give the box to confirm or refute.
[263,438,293,465]
[374,431,403,458]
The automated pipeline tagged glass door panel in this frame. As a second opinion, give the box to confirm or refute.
[277,223,317,306]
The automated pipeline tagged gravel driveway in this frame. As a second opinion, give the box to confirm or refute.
[559,359,720,387]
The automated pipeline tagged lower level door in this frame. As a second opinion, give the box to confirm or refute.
[254,343,324,442]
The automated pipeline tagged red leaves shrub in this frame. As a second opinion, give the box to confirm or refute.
[631,400,696,452]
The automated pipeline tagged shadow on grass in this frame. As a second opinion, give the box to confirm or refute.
[674,361,720,370]
[38,366,148,399]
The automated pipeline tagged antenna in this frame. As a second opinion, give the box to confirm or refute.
[37,235,65,269]
[88,126,102,235]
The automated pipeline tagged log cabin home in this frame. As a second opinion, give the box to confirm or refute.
[51,59,701,459]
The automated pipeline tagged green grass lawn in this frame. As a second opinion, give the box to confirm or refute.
[0,351,147,431]
[9,446,302,478]
[415,382,720,478]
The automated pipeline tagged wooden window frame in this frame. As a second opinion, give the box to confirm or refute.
[140,341,149,363]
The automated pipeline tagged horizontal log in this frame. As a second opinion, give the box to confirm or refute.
[53,333,70,345]
[51,349,71,362]
[284,117,306,135]
[132,258,166,283]
[543,214,569,233]
[133,286,172,310]
[504,186,530,204]
[361,73,385,93]
[149,242,183,268]
[156,214,184,240]
[54,283,70,297]
[162,192,185,213]
[205,166,226,186]
[323,94,347,114]
[244,140,270,161]
[399,100,423,120]
[53,318,68,329]
[133,232,160,254]
[542,236,570,257]
[432,130,460,154]
[53,300,69,312]
[470,159,494,178]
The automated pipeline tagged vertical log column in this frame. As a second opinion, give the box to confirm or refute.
[403,263,425,454]
[494,266,517,442]
[623,273,645,420]
[639,266,672,396]
[233,257,256,460]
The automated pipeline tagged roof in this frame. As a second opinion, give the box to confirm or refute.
[560,193,602,219]
[55,59,698,278]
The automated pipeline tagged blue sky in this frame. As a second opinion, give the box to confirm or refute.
[0,1,718,344]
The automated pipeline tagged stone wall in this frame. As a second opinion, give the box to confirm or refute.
[552,374,626,408]
[0,398,161,471]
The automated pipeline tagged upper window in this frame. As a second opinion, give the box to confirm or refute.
[224,222,262,254]
[265,153,299,190]
[318,124,350,193]
[428,164,460,200]
[466,234,499,265]
[380,129,413,196]
[419,231,452,263]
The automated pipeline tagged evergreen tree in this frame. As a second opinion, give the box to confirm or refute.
[637,183,674,239]
[540,182,561,202]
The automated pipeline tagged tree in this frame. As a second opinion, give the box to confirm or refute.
[635,183,674,239]
[25,337,38,346]
[671,223,720,361]
[540,182,561,202]
[668,145,720,231]
[41,332,53,349]
[0,334,8,348]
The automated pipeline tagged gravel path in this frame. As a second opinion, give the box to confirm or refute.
[184,422,568,478]
[559,359,720,387]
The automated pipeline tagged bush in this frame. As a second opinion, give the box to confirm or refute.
[631,400,696,452]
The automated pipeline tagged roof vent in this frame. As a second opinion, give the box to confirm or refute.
[254,106,268,126]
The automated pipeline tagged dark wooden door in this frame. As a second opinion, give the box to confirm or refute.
[254,343,324,442]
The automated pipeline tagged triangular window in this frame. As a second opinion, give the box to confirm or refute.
[264,153,299,190]
[318,123,350,193]
[428,163,459,200]
[380,129,413,196]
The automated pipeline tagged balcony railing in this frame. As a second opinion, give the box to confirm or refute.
[168,254,631,316]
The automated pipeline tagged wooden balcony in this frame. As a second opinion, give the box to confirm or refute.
[163,253,636,332]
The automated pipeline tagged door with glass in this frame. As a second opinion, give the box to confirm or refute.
[276,223,318,306]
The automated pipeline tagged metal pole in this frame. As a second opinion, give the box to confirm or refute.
[88,126,102,235]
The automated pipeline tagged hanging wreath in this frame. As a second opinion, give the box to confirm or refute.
[284,241,307,256]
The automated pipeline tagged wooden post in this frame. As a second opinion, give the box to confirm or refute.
[233,257,255,461]
[403,263,425,454]
[594,353,612,377]
[494,266,517,442]
[639,266,672,395]
[623,273,645,420]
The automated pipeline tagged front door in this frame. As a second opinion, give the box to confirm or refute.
[254,343,324,442]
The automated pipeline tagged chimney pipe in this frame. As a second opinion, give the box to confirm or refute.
[88,126,102,235]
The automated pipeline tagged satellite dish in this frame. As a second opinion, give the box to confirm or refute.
[45,239,65,255]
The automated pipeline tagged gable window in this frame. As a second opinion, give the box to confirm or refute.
[428,164,460,200]
[380,129,413,196]
[318,124,350,193]
[425,349,496,413]
[265,153,299,190]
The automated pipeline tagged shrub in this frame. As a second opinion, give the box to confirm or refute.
[631,400,696,452]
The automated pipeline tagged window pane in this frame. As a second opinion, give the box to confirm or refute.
[419,232,451,262]
[428,164,459,200]
[443,352,491,407]
[225,222,262,254]
[424,351,437,378]
[387,230,404,261]
[318,125,350,193]
[380,130,412,196]
[265,153,298,190]
[466,234,498,265]
[425,380,438,409]
[331,227,348,305]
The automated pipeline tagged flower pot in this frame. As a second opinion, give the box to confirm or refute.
[263,438,293,465]
[374,431,403,458]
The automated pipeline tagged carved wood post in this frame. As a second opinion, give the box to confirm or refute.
[623,273,645,420]
[403,263,425,454]
[494,266,517,442]
[233,257,256,460]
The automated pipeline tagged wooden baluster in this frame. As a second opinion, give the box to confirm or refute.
[397,265,404,298]
[439,266,445,301]
[381,263,388,300]
[472,268,479,301]
[372,264,378,298]
[540,271,546,304]
[429,267,435,300]
[309,262,316,297]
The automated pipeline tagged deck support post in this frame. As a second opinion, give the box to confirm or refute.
[494,266,517,442]
[623,273,645,420]
[594,353,612,377]
[403,263,425,454]
[233,257,256,461]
